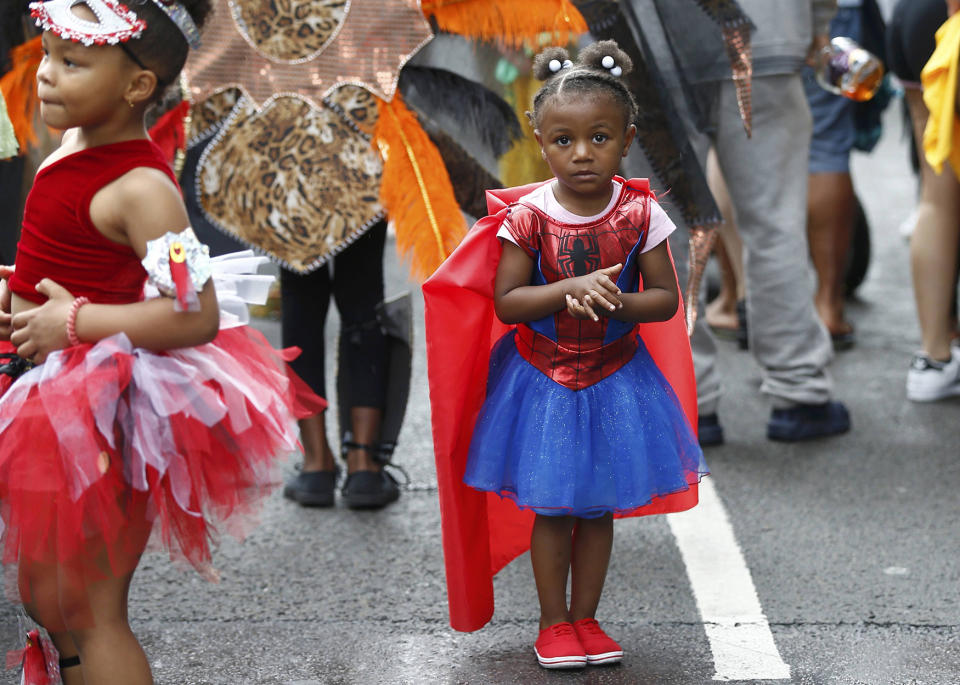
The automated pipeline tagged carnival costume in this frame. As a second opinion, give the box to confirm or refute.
[0,138,325,591]
[424,178,707,632]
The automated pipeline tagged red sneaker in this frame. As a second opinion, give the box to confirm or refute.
[534,622,587,669]
[573,618,623,665]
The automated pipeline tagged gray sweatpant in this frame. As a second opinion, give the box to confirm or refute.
[633,74,836,414]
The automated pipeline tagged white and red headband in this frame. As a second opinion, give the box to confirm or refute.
[30,0,200,49]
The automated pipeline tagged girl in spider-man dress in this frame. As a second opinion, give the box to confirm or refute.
[424,41,707,669]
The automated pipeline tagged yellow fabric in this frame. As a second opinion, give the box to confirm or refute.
[0,90,17,159]
[921,12,960,175]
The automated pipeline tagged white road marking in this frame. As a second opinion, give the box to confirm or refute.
[667,478,791,681]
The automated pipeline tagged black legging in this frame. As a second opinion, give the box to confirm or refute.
[280,221,388,409]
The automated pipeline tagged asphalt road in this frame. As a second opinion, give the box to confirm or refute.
[3,65,959,685]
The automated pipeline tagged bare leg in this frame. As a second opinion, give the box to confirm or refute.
[52,633,83,685]
[905,89,960,361]
[346,406,382,473]
[569,514,613,623]
[19,561,83,685]
[705,147,746,331]
[530,515,575,629]
[807,171,855,336]
[65,569,151,685]
[298,412,336,472]
[706,239,740,331]
[20,513,152,685]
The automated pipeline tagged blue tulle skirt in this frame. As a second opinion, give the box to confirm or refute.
[464,332,707,518]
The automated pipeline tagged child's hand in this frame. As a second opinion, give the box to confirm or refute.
[0,265,14,341]
[566,293,599,321]
[10,279,75,363]
[564,264,623,318]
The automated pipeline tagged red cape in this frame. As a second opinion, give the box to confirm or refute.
[423,179,700,632]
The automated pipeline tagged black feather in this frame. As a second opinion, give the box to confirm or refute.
[422,121,503,219]
[399,65,522,157]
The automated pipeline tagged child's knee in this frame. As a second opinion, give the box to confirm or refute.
[57,586,97,633]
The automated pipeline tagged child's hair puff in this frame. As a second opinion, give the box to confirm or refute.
[578,40,633,78]
[125,0,213,97]
[532,47,573,81]
[530,39,638,129]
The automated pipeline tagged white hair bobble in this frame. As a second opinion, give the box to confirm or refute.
[600,54,623,77]
[548,58,574,74]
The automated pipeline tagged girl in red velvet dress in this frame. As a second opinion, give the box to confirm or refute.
[424,42,706,669]
[0,2,322,683]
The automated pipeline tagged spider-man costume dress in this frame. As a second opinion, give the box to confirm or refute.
[0,139,325,595]
[424,177,706,631]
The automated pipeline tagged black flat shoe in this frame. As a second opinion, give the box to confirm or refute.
[831,330,856,351]
[341,469,400,510]
[283,469,339,507]
[697,413,724,447]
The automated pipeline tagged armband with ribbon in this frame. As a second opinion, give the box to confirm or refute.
[141,227,212,312]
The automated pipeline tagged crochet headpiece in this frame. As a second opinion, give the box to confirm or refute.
[30,0,200,49]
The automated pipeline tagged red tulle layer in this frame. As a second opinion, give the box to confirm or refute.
[0,327,323,589]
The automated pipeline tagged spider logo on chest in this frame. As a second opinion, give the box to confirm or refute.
[557,233,601,278]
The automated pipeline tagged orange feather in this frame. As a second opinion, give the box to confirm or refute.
[0,37,44,151]
[374,95,467,281]
[421,0,587,48]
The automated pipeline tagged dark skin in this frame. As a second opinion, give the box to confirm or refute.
[496,93,678,328]
[498,91,679,630]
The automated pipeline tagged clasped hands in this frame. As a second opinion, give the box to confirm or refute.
[563,263,623,322]
[0,265,78,364]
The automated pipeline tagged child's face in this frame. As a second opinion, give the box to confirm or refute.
[37,24,140,131]
[534,92,636,209]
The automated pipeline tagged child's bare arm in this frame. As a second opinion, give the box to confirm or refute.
[10,168,219,361]
[77,167,220,349]
[599,241,678,323]
[494,242,623,324]
[0,266,13,341]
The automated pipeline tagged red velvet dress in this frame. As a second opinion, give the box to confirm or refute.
[423,178,704,632]
[0,140,324,605]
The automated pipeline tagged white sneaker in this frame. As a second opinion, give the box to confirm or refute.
[906,347,960,402]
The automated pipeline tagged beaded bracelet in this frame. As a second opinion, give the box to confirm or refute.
[66,296,90,346]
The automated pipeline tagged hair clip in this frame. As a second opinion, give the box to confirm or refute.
[601,55,623,77]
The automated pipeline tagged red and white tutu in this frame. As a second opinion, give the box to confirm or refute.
[0,323,324,588]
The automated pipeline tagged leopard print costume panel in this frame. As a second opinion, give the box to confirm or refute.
[323,84,379,138]
[196,97,383,273]
[230,0,348,62]
[188,87,254,144]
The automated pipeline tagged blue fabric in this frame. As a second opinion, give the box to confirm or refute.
[526,252,555,339]
[803,7,863,174]
[464,333,707,518]
[605,232,645,344]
